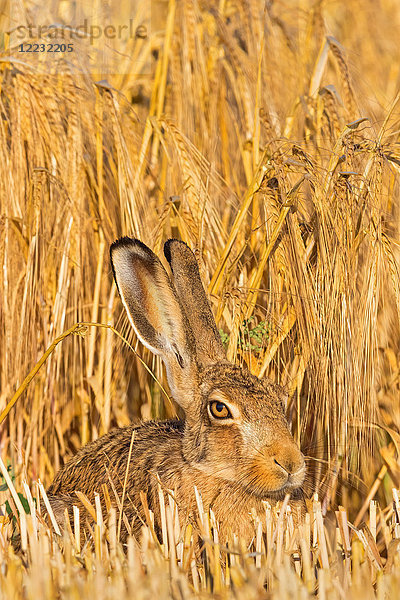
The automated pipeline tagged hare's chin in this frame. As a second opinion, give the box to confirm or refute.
[243,480,304,500]
[242,466,306,498]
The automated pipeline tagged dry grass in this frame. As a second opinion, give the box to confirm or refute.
[1,0,400,597]
[3,469,400,600]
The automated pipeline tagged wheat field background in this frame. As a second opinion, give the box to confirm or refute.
[1,0,400,598]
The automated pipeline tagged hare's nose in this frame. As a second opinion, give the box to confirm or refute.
[274,457,291,474]
[273,452,304,476]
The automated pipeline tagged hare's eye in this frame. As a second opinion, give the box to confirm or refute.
[209,400,232,419]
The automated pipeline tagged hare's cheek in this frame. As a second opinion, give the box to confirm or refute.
[209,426,236,449]
[206,426,243,467]
[237,421,275,454]
[221,426,243,455]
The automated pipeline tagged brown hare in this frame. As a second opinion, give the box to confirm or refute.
[46,237,305,543]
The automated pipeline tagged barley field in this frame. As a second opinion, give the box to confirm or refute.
[1,0,400,597]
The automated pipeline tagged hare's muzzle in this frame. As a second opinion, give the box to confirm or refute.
[252,440,305,493]
[273,449,306,489]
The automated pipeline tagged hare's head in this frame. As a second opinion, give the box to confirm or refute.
[110,238,305,499]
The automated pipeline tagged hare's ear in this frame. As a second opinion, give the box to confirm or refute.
[164,240,225,366]
[110,238,198,413]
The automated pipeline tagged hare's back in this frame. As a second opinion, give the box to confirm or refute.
[47,419,184,500]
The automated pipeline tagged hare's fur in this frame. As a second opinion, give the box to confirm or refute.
[47,238,305,543]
